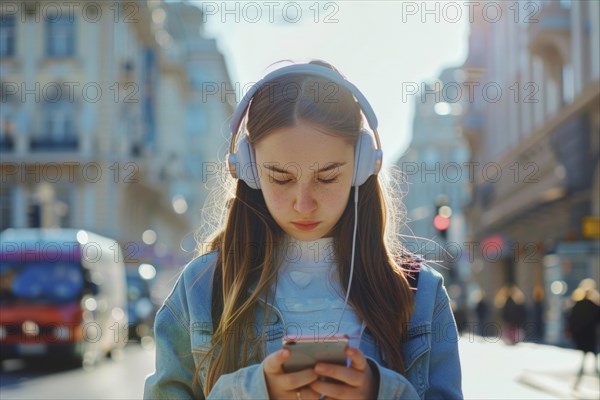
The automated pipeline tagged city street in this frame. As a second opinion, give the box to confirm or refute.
[1,337,598,399]
[1,1,598,399]
[0,343,155,400]
[459,336,599,400]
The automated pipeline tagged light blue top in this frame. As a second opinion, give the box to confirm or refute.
[275,236,363,348]
[144,241,463,399]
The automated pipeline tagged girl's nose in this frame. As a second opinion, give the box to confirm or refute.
[293,184,317,214]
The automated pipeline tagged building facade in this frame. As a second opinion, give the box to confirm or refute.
[461,0,600,344]
[0,0,233,271]
[396,67,471,295]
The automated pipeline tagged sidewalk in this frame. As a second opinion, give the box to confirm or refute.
[459,335,599,399]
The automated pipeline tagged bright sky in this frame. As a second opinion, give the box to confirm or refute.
[195,1,470,165]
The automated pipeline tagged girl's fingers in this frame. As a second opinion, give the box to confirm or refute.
[310,347,368,386]
[263,348,290,375]
[297,385,323,400]
[280,369,320,390]
[346,347,368,371]
[313,363,364,387]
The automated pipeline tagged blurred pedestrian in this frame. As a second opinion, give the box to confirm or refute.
[451,300,467,335]
[475,289,490,336]
[495,285,527,344]
[143,60,463,399]
[531,286,545,343]
[567,279,600,389]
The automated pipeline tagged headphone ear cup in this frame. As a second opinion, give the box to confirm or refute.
[352,129,383,186]
[228,136,261,189]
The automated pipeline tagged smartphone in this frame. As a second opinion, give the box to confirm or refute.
[282,335,349,373]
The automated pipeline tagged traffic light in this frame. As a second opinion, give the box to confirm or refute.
[433,196,452,240]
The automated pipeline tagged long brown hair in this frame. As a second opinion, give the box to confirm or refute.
[197,60,416,396]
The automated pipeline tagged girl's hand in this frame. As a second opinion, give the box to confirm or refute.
[308,347,378,400]
[263,348,321,399]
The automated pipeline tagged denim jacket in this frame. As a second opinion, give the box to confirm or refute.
[144,251,463,399]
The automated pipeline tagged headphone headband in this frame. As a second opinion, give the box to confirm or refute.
[229,64,380,154]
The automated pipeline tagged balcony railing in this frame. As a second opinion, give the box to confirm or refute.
[30,135,78,151]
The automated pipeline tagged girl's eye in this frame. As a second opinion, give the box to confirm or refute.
[270,176,339,185]
[319,177,338,184]
[272,178,292,185]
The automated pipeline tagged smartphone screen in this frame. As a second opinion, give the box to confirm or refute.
[282,335,349,373]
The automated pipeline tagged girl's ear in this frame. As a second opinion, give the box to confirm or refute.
[352,130,383,186]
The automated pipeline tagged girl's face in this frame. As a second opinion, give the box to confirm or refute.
[254,121,355,241]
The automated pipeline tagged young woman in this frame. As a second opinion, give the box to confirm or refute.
[144,60,463,399]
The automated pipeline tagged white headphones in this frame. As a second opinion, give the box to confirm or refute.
[226,63,383,189]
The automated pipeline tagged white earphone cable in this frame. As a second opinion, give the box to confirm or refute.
[336,185,359,333]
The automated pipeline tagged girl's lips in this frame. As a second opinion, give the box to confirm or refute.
[291,222,320,231]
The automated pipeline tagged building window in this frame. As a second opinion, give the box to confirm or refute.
[559,0,571,9]
[46,101,75,140]
[0,100,16,150]
[532,56,545,129]
[0,186,11,231]
[0,15,16,57]
[562,64,575,104]
[46,14,75,57]
[31,100,77,150]
[54,187,72,227]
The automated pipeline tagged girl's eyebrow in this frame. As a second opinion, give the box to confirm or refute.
[263,162,347,175]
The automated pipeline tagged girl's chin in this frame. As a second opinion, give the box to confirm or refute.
[286,230,328,241]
